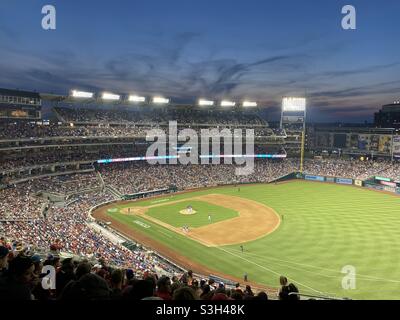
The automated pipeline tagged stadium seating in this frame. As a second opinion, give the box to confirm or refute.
[1,107,399,301]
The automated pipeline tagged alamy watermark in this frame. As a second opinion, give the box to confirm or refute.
[342,5,356,30]
[145,121,255,176]
[341,265,356,290]
[40,4,356,31]
[41,265,56,290]
[41,5,56,30]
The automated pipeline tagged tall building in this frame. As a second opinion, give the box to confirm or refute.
[374,101,400,128]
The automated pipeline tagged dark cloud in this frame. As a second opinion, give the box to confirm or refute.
[316,63,400,79]
[208,55,300,95]
[311,82,400,99]
[0,26,398,124]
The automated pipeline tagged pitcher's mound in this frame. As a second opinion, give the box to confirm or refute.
[179,209,197,215]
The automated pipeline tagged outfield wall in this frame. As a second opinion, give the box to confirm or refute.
[300,173,400,195]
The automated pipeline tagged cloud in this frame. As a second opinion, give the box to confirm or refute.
[316,63,400,79]
[0,27,397,124]
[310,81,400,99]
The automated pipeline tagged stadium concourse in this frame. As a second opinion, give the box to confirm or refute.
[1,107,400,300]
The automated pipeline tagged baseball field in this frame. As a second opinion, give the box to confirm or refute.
[93,180,400,300]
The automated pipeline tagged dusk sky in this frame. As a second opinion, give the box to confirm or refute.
[0,0,399,122]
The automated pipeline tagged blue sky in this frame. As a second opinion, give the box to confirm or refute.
[0,0,399,122]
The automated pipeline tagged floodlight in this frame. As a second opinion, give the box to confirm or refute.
[242,101,257,107]
[102,92,120,101]
[220,100,236,107]
[128,95,146,102]
[153,97,169,104]
[282,97,306,111]
[198,99,214,106]
[71,90,94,98]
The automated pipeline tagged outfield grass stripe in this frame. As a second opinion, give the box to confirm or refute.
[223,248,400,284]
[209,242,326,295]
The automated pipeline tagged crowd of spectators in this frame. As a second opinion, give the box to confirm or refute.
[0,160,298,273]
[2,150,400,301]
[0,122,152,140]
[0,144,143,172]
[4,102,400,301]
[0,189,175,274]
[100,160,298,195]
[3,156,400,222]
[303,158,381,180]
[54,106,266,126]
[0,172,101,220]
[0,122,281,144]
[0,184,45,220]
[0,239,294,300]
[375,162,400,181]
[32,172,102,195]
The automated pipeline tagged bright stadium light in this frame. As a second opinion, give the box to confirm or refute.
[282,97,306,111]
[128,95,146,103]
[198,99,214,106]
[242,101,257,107]
[153,97,169,104]
[71,90,94,98]
[102,92,120,101]
[220,100,236,107]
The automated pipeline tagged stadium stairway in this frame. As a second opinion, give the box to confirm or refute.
[52,107,67,123]
[97,171,105,189]
[105,185,123,199]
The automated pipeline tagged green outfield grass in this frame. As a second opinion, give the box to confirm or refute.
[107,180,400,300]
[145,200,238,228]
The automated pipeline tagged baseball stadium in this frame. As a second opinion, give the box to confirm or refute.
[1,89,400,301]
[1,0,400,303]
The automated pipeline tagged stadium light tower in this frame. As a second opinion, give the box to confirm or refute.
[128,95,146,103]
[220,100,236,107]
[102,92,120,101]
[71,90,94,99]
[281,97,307,173]
[242,101,257,107]
[152,97,170,104]
[198,99,214,106]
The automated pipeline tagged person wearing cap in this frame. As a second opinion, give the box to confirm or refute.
[30,255,44,289]
[0,246,10,276]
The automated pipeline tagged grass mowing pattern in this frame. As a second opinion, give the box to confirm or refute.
[144,200,238,228]
[108,180,400,299]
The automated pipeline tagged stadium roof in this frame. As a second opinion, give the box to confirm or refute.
[0,88,40,99]
[39,92,68,101]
